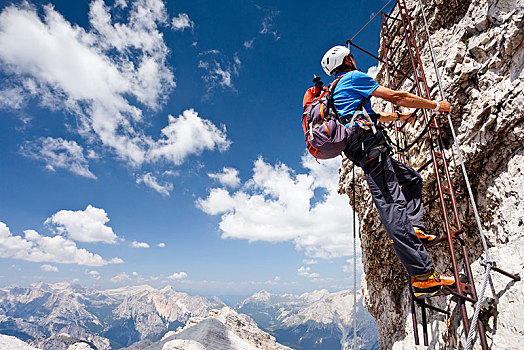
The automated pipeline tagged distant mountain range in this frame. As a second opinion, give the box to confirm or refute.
[237,289,378,350]
[0,282,223,349]
[0,283,378,349]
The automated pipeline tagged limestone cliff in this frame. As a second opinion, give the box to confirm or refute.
[338,0,524,348]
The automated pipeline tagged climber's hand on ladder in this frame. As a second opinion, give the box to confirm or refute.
[435,100,451,113]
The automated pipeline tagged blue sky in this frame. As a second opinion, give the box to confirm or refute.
[0,0,390,297]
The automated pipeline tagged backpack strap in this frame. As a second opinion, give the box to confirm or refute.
[326,74,346,119]
[329,74,346,93]
[347,97,377,134]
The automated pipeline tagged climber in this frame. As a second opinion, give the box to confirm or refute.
[321,45,455,298]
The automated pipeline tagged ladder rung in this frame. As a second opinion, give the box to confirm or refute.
[424,193,439,206]
[434,152,444,159]
[424,236,447,248]
[414,299,450,315]
[417,159,432,173]
[442,187,452,195]
[441,287,477,303]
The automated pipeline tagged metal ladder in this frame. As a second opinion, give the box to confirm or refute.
[379,0,488,346]
[371,0,524,347]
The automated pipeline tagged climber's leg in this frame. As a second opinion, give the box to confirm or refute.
[390,158,437,244]
[363,153,434,276]
[390,158,424,228]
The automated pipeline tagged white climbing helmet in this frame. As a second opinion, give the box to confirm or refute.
[321,45,351,76]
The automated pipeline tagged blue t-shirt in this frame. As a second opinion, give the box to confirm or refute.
[332,71,379,126]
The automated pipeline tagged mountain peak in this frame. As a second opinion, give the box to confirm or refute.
[49,281,72,290]
[159,285,173,293]
[250,290,271,300]
[130,306,291,350]
[299,288,330,302]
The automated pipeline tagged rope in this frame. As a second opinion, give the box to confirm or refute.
[465,264,492,350]
[350,0,396,42]
[352,165,358,350]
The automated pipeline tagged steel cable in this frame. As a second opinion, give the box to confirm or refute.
[350,0,396,42]
[465,264,492,350]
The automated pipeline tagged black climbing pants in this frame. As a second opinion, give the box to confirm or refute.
[344,130,434,276]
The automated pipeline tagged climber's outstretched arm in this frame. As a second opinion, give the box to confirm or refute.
[372,86,451,113]
[376,111,415,123]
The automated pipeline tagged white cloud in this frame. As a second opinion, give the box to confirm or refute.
[168,271,188,280]
[21,137,97,179]
[0,2,228,171]
[111,272,131,283]
[239,7,279,51]
[198,51,241,94]
[163,170,179,177]
[302,259,318,265]
[131,240,150,248]
[297,266,319,278]
[243,39,254,49]
[115,0,127,9]
[0,222,123,266]
[41,264,58,272]
[87,270,101,279]
[157,242,165,248]
[197,155,356,259]
[45,205,118,244]
[259,9,279,39]
[208,167,240,188]
[342,258,362,275]
[342,264,352,274]
[86,149,99,159]
[0,87,25,109]
[366,66,378,79]
[171,13,193,31]
[136,173,173,196]
[88,0,172,107]
[148,109,230,164]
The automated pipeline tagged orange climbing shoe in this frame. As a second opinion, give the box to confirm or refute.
[414,226,437,244]
[411,271,456,298]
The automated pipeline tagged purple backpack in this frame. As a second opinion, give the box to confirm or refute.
[302,75,352,160]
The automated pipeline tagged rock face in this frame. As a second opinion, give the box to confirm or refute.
[122,307,291,350]
[237,289,378,350]
[338,0,524,348]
